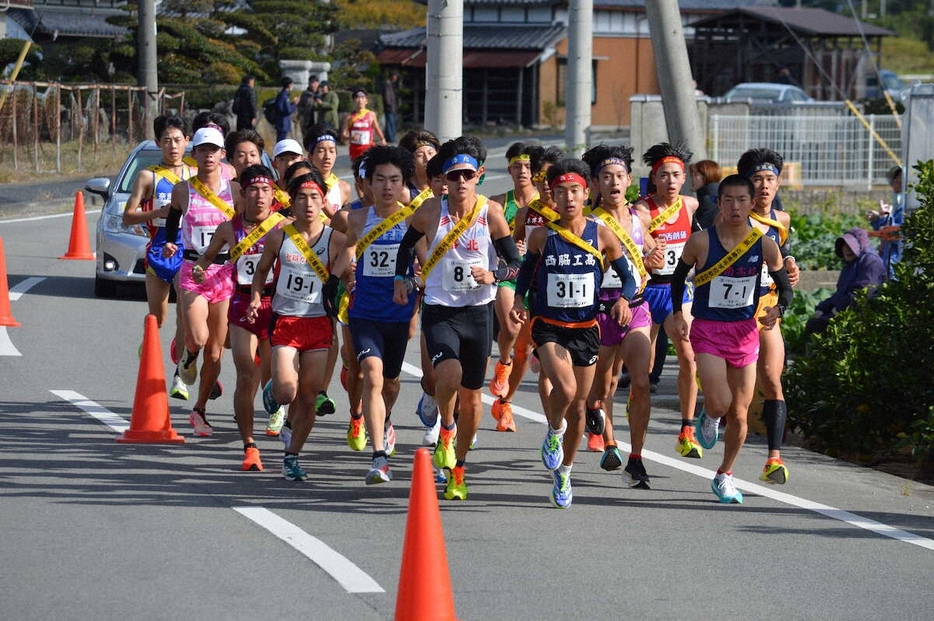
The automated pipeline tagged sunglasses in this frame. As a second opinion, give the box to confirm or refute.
[532,170,547,183]
[445,169,477,182]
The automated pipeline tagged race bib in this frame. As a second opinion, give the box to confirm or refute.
[351,130,371,146]
[603,257,638,290]
[189,225,216,254]
[657,241,686,276]
[362,243,399,278]
[236,253,272,286]
[708,275,756,309]
[442,258,484,292]
[546,273,595,308]
[760,263,774,290]
[277,265,321,303]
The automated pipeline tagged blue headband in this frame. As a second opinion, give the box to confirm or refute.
[745,163,780,179]
[595,157,630,176]
[441,154,479,174]
[316,134,336,144]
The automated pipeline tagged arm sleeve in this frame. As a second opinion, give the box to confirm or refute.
[669,259,692,314]
[492,235,522,282]
[769,266,794,311]
[515,252,540,298]
[394,225,424,278]
[164,206,182,245]
[608,256,638,301]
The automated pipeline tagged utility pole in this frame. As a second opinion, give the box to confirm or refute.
[425,0,463,142]
[138,0,159,139]
[645,0,707,161]
[564,0,593,158]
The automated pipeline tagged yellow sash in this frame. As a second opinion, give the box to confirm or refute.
[420,196,487,283]
[647,197,682,234]
[528,197,560,223]
[189,176,235,219]
[749,211,788,246]
[404,186,434,212]
[283,223,330,283]
[355,205,414,261]
[693,227,763,288]
[229,213,285,263]
[544,221,605,269]
[147,164,188,186]
[592,207,648,288]
[274,186,291,207]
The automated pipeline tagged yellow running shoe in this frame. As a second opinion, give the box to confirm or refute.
[433,425,457,470]
[760,458,789,484]
[676,427,703,459]
[444,465,467,500]
[347,415,368,452]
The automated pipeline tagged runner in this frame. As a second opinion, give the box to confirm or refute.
[392,136,521,500]
[343,145,423,483]
[343,89,386,163]
[399,129,440,196]
[191,164,285,469]
[510,158,638,508]
[634,142,704,460]
[121,115,194,399]
[305,124,352,216]
[224,129,265,179]
[247,168,352,481]
[668,175,791,503]
[737,148,800,484]
[580,144,665,486]
[162,126,237,436]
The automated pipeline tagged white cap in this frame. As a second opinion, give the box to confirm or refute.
[273,138,304,158]
[191,127,225,149]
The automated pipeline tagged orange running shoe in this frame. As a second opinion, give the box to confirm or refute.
[489,359,511,397]
[587,431,605,452]
[242,446,263,471]
[676,426,703,459]
[491,399,517,432]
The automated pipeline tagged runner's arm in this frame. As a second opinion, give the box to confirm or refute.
[122,171,156,226]
[670,259,691,315]
[492,236,522,283]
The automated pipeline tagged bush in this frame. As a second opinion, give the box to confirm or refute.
[787,210,863,270]
[786,160,934,466]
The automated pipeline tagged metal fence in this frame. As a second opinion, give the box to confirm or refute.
[709,114,901,189]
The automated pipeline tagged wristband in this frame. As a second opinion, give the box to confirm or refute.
[393,275,405,282]
[784,255,796,264]
[777,304,787,317]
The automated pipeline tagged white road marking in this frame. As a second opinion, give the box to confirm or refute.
[51,390,129,433]
[0,213,73,225]
[8,276,45,301]
[0,328,21,356]
[233,506,385,594]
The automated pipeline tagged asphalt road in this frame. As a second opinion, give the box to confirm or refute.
[1,150,933,620]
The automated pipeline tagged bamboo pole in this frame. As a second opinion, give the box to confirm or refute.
[0,40,31,112]
[12,90,18,170]
[76,87,83,171]
[55,85,61,173]
[32,86,39,172]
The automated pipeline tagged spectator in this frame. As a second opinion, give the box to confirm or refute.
[298,75,321,136]
[381,72,400,143]
[232,74,257,131]
[868,165,904,279]
[804,227,885,341]
[316,80,340,131]
[275,77,299,142]
[689,159,722,229]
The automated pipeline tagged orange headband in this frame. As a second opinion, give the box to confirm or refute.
[651,155,685,175]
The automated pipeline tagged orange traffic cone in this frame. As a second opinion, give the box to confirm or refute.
[117,314,184,443]
[394,448,458,621]
[59,190,95,260]
[0,237,20,327]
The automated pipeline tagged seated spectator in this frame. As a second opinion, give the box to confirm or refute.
[689,159,722,229]
[805,227,886,341]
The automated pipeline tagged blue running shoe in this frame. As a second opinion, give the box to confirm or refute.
[416,392,439,428]
[550,470,572,508]
[695,409,719,450]
[541,426,565,471]
[711,473,743,504]
[283,455,309,481]
[262,380,279,415]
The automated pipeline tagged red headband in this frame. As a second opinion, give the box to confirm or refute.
[550,173,588,190]
[651,156,685,176]
[243,176,274,188]
[299,180,324,197]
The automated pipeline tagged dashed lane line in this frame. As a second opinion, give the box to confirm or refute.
[8,276,46,301]
[51,390,129,433]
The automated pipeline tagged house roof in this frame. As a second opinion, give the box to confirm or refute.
[380,23,566,51]
[414,0,759,7]
[690,6,895,37]
[9,6,127,39]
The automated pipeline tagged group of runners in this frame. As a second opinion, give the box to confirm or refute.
[125,112,796,508]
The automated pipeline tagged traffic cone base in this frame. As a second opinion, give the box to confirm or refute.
[117,314,185,444]
[394,448,458,621]
[60,190,95,260]
[0,238,20,327]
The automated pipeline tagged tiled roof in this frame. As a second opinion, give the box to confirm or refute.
[691,6,894,37]
[381,23,566,50]
[415,0,760,8]
[9,6,127,38]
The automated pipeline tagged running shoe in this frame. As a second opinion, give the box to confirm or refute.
[384,419,397,457]
[600,445,623,471]
[177,349,198,385]
[759,458,789,484]
[423,416,441,446]
[711,472,743,504]
[347,415,367,452]
[695,409,719,450]
[491,399,517,432]
[433,426,457,470]
[434,465,447,484]
[585,401,605,436]
[489,360,511,397]
[541,425,565,471]
[266,406,285,437]
[170,336,179,365]
[262,380,279,415]
[283,455,309,481]
[443,465,468,500]
[209,380,223,400]
[416,392,439,428]
[280,422,293,451]
[242,446,263,471]
[587,431,605,453]
[169,371,189,401]
[676,427,703,459]
[550,470,572,509]
[315,391,336,416]
[366,455,392,485]
[624,457,651,489]
[189,408,212,437]
[469,433,478,450]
